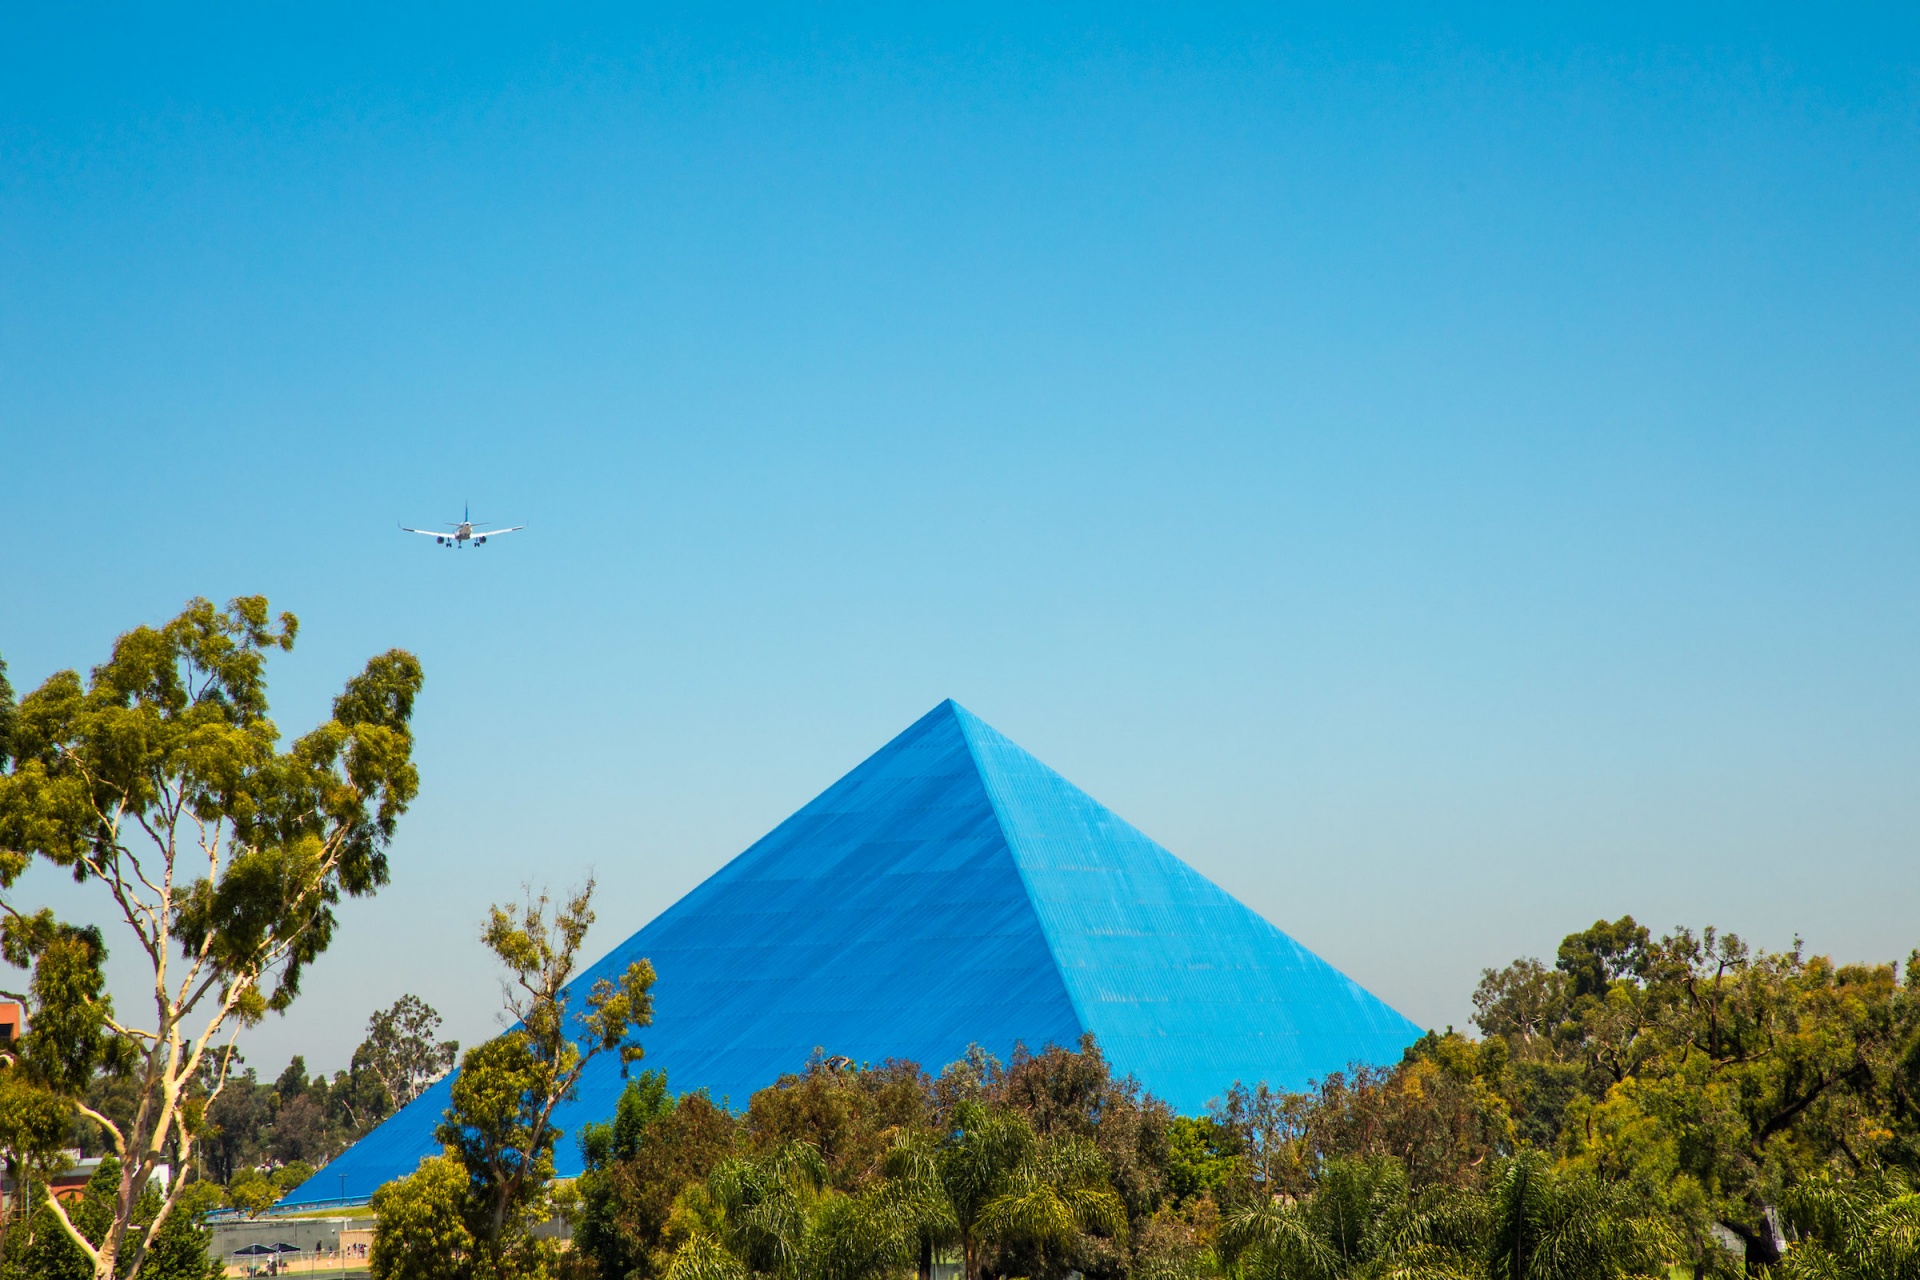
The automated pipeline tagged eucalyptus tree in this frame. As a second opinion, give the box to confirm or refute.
[433,880,655,1278]
[355,992,459,1114]
[369,1151,475,1280]
[0,597,423,1280]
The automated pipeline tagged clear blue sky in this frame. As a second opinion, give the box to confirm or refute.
[4,4,1917,1082]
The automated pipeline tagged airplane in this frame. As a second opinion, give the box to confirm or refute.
[400,503,525,549]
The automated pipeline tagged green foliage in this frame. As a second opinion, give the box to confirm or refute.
[3,1164,111,1280]
[574,1077,739,1280]
[1457,920,1920,1274]
[1778,1172,1920,1280]
[1484,1152,1670,1280]
[1206,1081,1312,1198]
[0,914,130,1095]
[223,1167,282,1217]
[135,1182,223,1280]
[976,1130,1127,1262]
[0,596,422,1280]
[869,1091,1131,1280]
[1128,1207,1222,1280]
[1221,1154,1485,1280]
[665,1142,914,1280]
[357,993,460,1114]
[648,1068,1137,1280]
[746,1056,932,1189]
[929,1099,1032,1274]
[1554,933,1918,1269]
[371,1151,476,1280]
[1201,1034,1512,1200]
[0,652,16,769]
[215,1157,317,1219]
[444,1029,559,1214]
[0,1159,219,1280]
[0,912,124,1199]
[996,1037,1172,1233]
[0,908,133,1203]
[1556,918,1653,1002]
[580,1070,673,1170]
[1164,1117,1239,1205]
[370,881,654,1279]
[1217,1151,1667,1280]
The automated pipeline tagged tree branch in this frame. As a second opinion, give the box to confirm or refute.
[77,1102,128,1160]
[41,1182,109,1272]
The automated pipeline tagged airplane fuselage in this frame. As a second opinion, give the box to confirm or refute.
[436,522,497,547]
[400,506,522,547]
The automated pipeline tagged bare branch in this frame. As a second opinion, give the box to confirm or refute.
[102,1013,159,1045]
[122,807,173,903]
[76,1102,128,1160]
[131,1153,200,1277]
[41,1185,109,1272]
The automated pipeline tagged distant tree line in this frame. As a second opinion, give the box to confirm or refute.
[0,991,458,1277]
[362,907,1920,1280]
[58,992,457,1190]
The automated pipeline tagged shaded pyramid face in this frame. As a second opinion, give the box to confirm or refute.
[295,700,1419,1203]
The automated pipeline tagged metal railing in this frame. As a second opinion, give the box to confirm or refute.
[204,1195,369,1222]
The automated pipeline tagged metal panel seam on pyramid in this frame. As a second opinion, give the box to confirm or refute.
[286,699,1418,1206]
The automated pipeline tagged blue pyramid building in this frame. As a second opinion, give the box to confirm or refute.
[288,700,1418,1205]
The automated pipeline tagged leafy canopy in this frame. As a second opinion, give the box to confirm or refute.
[0,596,422,1280]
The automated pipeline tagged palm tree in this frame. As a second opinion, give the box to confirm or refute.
[883,1102,1126,1280]
[1778,1173,1920,1280]
[1220,1156,1480,1280]
[1483,1152,1670,1280]
[879,1129,960,1280]
[937,1101,1032,1280]
[665,1143,917,1280]
[977,1132,1127,1272]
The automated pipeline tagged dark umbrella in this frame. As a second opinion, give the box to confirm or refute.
[232,1244,276,1257]
[273,1242,304,1253]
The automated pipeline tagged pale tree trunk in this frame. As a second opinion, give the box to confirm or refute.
[36,783,341,1280]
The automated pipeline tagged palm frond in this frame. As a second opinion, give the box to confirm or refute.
[667,1232,753,1280]
[980,1181,1081,1251]
[1221,1198,1342,1280]
[1856,1193,1920,1280]
[807,1189,918,1280]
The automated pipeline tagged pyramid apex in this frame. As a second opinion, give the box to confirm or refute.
[927,697,983,726]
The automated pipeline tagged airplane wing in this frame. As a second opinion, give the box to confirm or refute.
[399,526,449,537]
[472,526,525,538]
